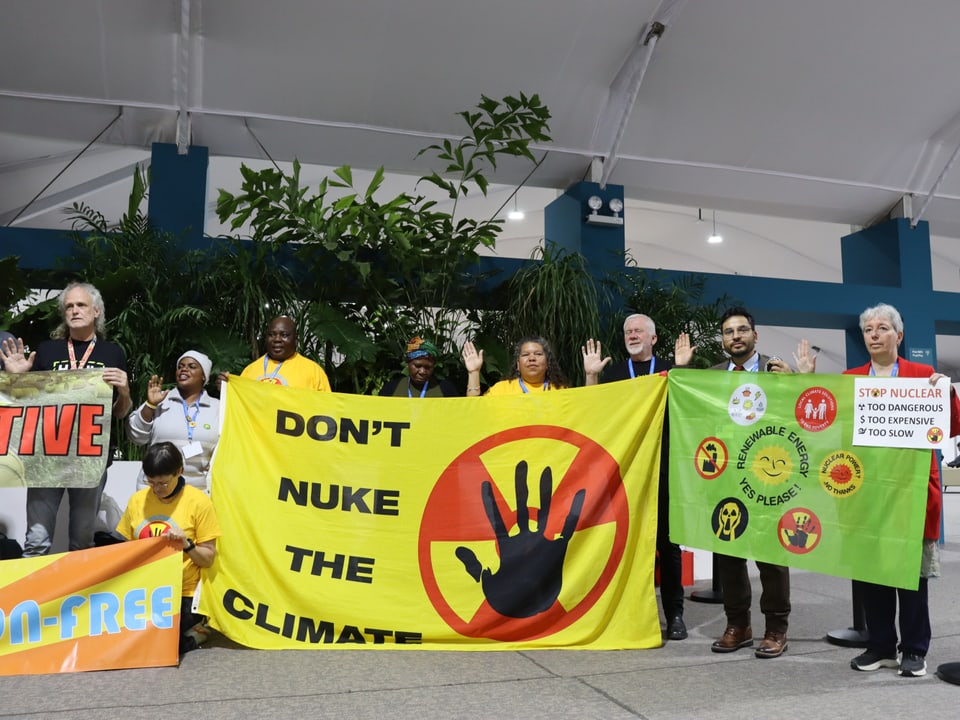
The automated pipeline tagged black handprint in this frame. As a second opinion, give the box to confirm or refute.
[785,514,818,548]
[455,460,586,618]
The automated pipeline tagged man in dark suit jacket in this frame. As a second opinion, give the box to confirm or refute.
[583,314,695,642]
[709,306,793,659]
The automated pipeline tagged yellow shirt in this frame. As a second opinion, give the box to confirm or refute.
[116,484,221,596]
[241,352,331,391]
[485,378,562,396]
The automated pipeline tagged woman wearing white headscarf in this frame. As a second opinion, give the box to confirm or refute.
[128,350,220,493]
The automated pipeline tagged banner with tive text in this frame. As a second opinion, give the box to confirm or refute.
[0,538,182,676]
[668,370,931,589]
[204,375,667,650]
[0,369,113,488]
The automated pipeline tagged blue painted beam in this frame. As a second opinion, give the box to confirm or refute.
[147,143,209,246]
[0,227,78,270]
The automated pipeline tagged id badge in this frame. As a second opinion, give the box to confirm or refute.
[181,441,204,459]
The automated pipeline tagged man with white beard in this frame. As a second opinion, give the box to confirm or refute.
[583,314,693,641]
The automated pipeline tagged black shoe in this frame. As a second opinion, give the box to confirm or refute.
[667,614,688,640]
[850,650,898,672]
[899,653,927,677]
[179,635,199,655]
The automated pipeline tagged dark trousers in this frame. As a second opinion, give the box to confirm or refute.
[716,554,790,633]
[859,578,930,657]
[657,470,684,618]
[179,597,203,653]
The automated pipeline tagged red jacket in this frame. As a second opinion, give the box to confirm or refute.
[845,357,960,540]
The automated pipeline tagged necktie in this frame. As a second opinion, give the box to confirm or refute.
[733,365,745,371]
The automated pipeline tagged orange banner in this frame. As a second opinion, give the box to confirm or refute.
[0,537,182,676]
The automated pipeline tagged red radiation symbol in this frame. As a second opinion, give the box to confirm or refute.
[418,425,629,641]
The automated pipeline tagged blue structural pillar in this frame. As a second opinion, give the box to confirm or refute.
[147,143,209,246]
[544,181,627,281]
[840,218,937,368]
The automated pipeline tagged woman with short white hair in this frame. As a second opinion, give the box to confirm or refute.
[847,303,960,677]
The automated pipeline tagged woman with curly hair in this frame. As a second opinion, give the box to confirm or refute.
[461,335,569,396]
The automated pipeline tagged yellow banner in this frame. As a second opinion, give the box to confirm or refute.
[0,538,182,675]
[204,375,666,649]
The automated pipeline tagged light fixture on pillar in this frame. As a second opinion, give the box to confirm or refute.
[508,194,524,221]
[708,210,723,244]
[585,195,624,226]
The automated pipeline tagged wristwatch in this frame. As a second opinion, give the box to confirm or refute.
[184,539,196,553]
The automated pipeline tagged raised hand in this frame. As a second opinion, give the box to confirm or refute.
[793,339,818,374]
[581,338,611,385]
[461,341,484,374]
[455,460,585,618]
[0,336,35,373]
[674,332,696,367]
[146,374,170,406]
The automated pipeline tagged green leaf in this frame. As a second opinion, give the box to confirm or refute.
[365,166,385,200]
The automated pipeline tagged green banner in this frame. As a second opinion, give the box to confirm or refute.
[667,369,930,589]
[0,370,112,488]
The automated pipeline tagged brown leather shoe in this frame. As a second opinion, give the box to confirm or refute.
[711,625,753,653]
[755,630,788,658]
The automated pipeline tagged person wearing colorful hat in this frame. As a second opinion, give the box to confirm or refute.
[379,336,459,398]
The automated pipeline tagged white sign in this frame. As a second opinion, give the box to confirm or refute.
[852,377,950,449]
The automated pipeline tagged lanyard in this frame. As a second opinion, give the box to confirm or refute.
[179,397,201,441]
[869,361,899,377]
[628,357,655,378]
[407,379,428,398]
[262,355,284,382]
[518,378,549,393]
[67,337,96,369]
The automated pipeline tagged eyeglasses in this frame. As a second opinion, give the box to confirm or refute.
[722,325,753,338]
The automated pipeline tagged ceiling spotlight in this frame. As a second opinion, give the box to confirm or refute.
[585,194,624,226]
[508,195,524,221]
[708,210,723,244]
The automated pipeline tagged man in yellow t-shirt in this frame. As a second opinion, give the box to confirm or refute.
[238,316,331,391]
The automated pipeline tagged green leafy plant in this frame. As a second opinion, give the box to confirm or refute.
[0,256,30,323]
[607,263,736,368]
[49,168,299,457]
[481,243,605,386]
[216,93,552,394]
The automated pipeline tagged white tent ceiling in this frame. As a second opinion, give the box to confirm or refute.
[4,0,960,373]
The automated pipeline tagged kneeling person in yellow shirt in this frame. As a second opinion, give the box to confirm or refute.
[116,441,222,654]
